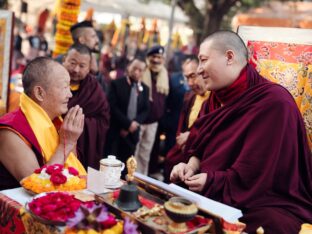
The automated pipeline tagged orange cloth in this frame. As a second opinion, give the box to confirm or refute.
[248,40,312,151]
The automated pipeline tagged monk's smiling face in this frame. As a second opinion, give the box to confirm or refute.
[197,39,238,91]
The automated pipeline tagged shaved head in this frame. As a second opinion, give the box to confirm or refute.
[71,27,87,43]
[203,30,248,65]
[22,57,61,96]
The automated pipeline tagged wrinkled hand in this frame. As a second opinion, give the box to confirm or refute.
[176,131,190,148]
[59,105,84,148]
[185,173,207,192]
[170,162,195,183]
[128,121,139,133]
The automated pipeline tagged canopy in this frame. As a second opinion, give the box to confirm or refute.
[81,0,189,23]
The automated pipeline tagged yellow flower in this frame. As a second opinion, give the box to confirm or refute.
[106,222,123,234]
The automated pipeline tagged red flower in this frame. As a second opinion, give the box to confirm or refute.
[101,214,117,229]
[34,165,47,174]
[34,168,42,174]
[46,164,64,175]
[68,167,79,176]
[29,192,82,222]
[50,172,67,185]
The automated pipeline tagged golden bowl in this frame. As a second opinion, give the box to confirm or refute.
[164,197,198,223]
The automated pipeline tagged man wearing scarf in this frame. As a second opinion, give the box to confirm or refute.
[135,45,169,175]
[0,57,86,190]
[164,56,210,181]
[170,31,312,233]
[63,43,110,170]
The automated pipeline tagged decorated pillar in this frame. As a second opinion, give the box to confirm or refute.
[53,0,81,57]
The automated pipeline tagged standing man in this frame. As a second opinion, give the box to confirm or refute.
[107,57,149,164]
[70,21,100,53]
[161,56,190,160]
[170,31,312,233]
[135,45,169,175]
[63,43,110,170]
[55,20,107,92]
[69,21,103,88]
[55,21,99,64]
[164,56,209,181]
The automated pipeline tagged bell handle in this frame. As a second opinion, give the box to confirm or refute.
[121,162,125,171]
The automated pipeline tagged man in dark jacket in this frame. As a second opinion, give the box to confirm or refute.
[107,57,149,165]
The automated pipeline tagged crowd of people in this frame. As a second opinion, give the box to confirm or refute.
[0,20,311,233]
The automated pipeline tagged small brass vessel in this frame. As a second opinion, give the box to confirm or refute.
[164,197,198,233]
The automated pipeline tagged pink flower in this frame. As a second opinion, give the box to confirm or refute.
[66,204,112,231]
[123,217,138,234]
[68,167,79,176]
[50,172,67,185]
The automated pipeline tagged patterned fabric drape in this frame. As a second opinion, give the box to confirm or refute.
[0,194,25,233]
[248,41,312,151]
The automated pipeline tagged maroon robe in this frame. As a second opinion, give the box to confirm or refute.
[68,74,110,170]
[184,64,312,233]
[0,109,44,190]
[165,92,196,181]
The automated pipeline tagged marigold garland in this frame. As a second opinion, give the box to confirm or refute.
[21,164,86,194]
[53,0,81,57]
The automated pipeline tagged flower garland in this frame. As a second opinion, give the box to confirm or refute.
[53,0,81,57]
[21,164,86,194]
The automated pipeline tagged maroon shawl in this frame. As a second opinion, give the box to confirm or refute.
[184,64,312,233]
[165,92,197,180]
[0,109,44,189]
[68,74,110,169]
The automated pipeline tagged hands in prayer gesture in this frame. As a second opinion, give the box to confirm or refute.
[59,105,84,152]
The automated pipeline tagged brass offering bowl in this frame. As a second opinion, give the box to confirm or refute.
[164,197,198,233]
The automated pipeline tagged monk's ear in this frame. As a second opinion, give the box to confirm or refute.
[33,86,46,102]
[62,54,67,64]
[225,50,235,65]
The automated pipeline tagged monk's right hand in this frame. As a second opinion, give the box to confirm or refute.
[60,105,85,147]
[170,162,195,183]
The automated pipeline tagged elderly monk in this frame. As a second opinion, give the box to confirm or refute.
[164,56,209,181]
[170,31,312,233]
[0,57,86,190]
[63,43,110,170]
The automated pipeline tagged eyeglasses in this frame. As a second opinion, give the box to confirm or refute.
[184,73,197,80]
